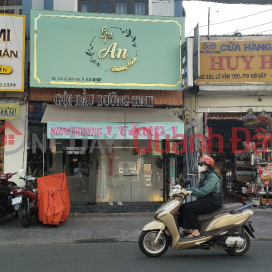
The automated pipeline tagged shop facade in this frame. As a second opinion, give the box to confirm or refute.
[29,10,185,204]
[0,14,28,186]
[184,35,272,206]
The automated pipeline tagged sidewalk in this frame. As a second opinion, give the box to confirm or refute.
[0,206,271,245]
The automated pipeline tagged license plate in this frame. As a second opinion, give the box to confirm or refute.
[12,196,22,205]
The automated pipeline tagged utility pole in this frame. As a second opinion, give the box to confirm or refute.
[208,7,210,40]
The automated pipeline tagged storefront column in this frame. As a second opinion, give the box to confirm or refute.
[90,147,97,204]
[162,140,167,201]
[55,140,63,173]
[4,104,28,186]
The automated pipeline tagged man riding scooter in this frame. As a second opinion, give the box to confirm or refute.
[178,156,223,239]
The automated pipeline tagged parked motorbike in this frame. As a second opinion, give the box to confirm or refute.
[138,182,255,257]
[0,172,20,218]
[11,169,38,228]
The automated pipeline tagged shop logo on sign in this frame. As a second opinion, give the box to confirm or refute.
[203,42,216,52]
[85,26,137,72]
[201,42,221,54]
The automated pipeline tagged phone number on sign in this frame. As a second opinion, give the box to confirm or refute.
[0,83,16,87]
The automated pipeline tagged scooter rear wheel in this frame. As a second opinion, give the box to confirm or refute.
[18,197,32,228]
[225,232,250,256]
[138,230,169,257]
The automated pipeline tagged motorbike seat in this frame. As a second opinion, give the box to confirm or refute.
[196,203,244,222]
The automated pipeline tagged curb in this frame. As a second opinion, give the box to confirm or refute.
[0,238,270,246]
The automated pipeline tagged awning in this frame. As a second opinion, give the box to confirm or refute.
[0,98,20,120]
[42,105,184,140]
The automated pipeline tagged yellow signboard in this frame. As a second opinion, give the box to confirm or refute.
[196,40,272,84]
[0,14,25,92]
[0,103,19,120]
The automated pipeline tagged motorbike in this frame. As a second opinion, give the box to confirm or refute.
[11,169,38,228]
[0,172,20,218]
[138,181,255,257]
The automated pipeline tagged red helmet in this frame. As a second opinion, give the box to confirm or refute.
[198,156,214,167]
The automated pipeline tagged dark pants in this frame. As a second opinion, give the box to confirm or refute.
[177,200,220,230]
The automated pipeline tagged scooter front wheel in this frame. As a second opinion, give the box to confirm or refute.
[18,197,32,228]
[138,230,169,257]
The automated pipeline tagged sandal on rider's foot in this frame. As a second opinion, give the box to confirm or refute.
[180,230,192,237]
[182,233,202,239]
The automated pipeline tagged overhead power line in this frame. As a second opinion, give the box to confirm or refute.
[252,28,272,35]
[224,21,272,35]
[200,7,272,27]
[186,27,195,38]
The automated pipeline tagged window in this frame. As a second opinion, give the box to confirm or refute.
[81,3,92,12]
[0,0,22,6]
[134,2,145,15]
[116,2,127,14]
[96,140,164,203]
[0,5,21,14]
[97,2,111,14]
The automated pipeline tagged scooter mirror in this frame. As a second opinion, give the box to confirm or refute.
[18,169,24,173]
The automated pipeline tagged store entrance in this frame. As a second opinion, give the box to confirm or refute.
[61,139,95,204]
[207,114,251,199]
[96,140,164,204]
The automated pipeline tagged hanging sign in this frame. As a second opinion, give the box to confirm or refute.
[243,111,259,129]
[260,169,272,183]
[257,112,271,127]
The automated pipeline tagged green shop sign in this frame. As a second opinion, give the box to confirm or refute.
[30,10,184,90]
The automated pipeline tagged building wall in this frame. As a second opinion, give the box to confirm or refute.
[4,104,28,186]
[196,95,272,113]
[23,0,78,37]
[53,0,77,11]
[149,0,184,16]
[44,0,53,10]
[78,0,149,15]
[149,0,174,16]
[23,0,44,37]
[183,35,272,120]
[77,0,184,16]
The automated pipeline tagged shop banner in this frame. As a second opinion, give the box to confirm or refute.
[0,15,25,92]
[197,40,272,84]
[47,122,184,140]
[30,10,184,90]
[0,103,19,120]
